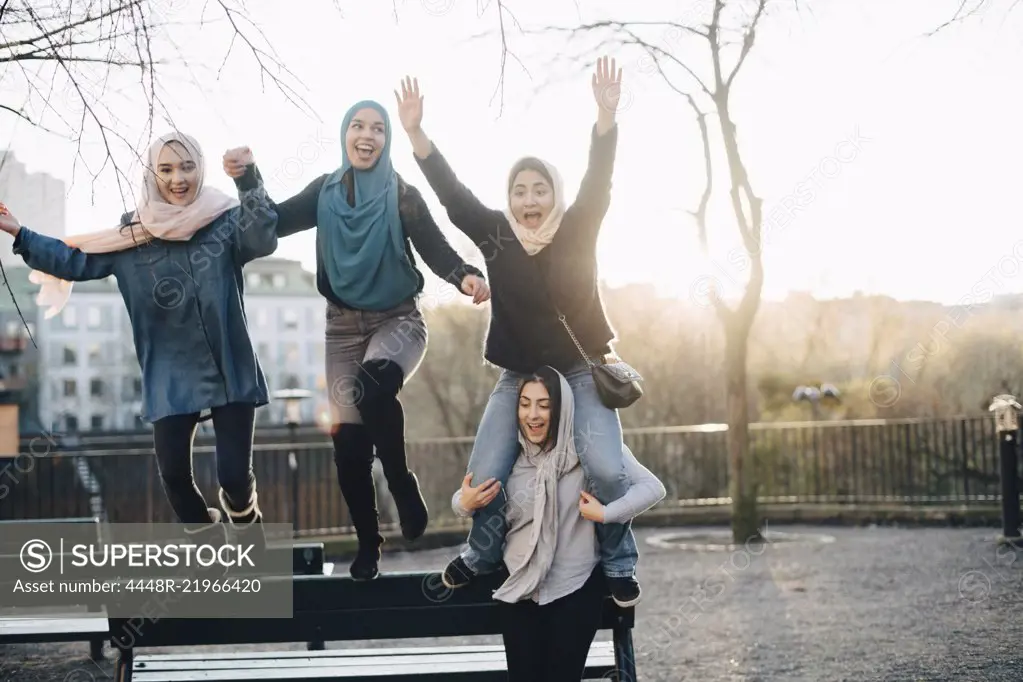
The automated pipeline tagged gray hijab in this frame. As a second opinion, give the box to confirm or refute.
[492,370,578,603]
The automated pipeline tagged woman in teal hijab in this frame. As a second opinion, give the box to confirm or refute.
[260,99,491,581]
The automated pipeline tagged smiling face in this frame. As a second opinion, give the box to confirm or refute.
[155,141,200,206]
[518,379,553,446]
[509,167,556,230]
[345,107,387,170]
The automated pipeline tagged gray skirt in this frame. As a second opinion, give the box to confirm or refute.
[324,298,428,425]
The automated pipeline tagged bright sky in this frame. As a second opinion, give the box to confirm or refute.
[2,0,1022,306]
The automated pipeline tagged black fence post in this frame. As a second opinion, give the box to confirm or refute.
[988,394,1022,545]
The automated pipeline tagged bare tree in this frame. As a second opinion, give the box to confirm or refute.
[0,0,313,334]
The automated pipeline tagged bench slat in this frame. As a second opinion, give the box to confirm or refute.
[132,643,615,681]
[0,615,108,640]
[136,645,510,662]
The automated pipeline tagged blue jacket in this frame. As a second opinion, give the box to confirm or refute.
[12,167,278,423]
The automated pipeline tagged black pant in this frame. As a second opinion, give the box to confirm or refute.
[500,568,606,682]
[152,402,256,526]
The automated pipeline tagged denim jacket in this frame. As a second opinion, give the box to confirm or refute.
[11,166,278,423]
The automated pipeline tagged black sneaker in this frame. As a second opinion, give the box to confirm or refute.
[392,472,429,541]
[350,536,383,581]
[441,556,475,590]
[607,576,642,608]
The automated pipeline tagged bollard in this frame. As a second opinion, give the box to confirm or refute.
[987,394,1022,545]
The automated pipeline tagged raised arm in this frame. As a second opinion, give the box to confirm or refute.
[223,147,322,240]
[569,56,622,229]
[0,204,115,281]
[221,149,278,264]
[395,77,504,243]
[399,181,490,304]
[582,445,665,525]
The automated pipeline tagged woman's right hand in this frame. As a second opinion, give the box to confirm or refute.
[395,76,424,133]
[0,202,21,236]
[458,472,501,513]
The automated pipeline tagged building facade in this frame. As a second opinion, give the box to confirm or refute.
[0,151,65,266]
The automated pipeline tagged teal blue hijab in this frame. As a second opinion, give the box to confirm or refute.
[316,100,419,311]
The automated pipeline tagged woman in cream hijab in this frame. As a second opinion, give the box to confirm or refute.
[452,366,665,681]
[398,56,649,609]
[0,132,278,545]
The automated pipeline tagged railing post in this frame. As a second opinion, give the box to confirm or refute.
[987,395,1022,546]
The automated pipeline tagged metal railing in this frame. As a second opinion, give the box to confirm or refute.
[0,415,1013,536]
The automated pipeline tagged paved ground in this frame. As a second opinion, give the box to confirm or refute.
[2,525,1021,681]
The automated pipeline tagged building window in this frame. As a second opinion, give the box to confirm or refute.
[63,345,77,365]
[87,306,101,328]
[90,415,104,431]
[63,379,77,397]
[88,344,102,366]
[272,273,286,289]
[282,309,299,331]
[90,379,104,398]
[62,306,77,328]
[65,414,79,432]
[133,377,143,398]
[247,272,261,288]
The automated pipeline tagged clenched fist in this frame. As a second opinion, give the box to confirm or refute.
[223,147,255,179]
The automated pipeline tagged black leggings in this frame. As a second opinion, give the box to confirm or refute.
[152,402,256,526]
[499,568,606,682]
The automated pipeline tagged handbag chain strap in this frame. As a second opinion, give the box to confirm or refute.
[557,313,597,369]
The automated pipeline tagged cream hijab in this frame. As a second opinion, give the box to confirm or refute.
[492,369,578,603]
[502,158,567,256]
[31,132,239,319]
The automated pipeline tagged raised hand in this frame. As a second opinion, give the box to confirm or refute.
[394,76,424,133]
[0,202,21,237]
[458,472,501,513]
[591,55,623,115]
[223,146,255,179]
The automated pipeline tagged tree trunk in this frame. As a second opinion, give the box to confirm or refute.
[725,316,761,544]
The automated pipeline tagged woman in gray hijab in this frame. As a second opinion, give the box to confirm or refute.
[452,365,665,682]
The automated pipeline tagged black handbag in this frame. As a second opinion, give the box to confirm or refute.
[555,311,644,410]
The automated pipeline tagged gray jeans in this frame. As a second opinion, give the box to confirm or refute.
[324,298,428,424]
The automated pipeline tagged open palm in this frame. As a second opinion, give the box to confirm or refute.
[591,55,623,114]
[394,76,424,132]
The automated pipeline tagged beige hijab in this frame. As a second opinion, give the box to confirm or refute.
[502,158,567,256]
[31,132,239,319]
[492,369,578,603]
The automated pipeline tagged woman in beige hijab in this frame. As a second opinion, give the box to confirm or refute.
[0,132,278,546]
[452,366,664,681]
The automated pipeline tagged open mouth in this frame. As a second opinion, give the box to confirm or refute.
[169,186,189,198]
[525,422,546,438]
[354,143,376,162]
[523,211,543,225]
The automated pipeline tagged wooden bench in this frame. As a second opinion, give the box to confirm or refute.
[109,570,637,681]
[0,517,107,660]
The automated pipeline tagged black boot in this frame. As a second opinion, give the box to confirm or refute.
[219,488,267,558]
[333,424,382,580]
[354,360,428,542]
[183,508,230,577]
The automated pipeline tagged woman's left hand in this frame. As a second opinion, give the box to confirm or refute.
[578,491,606,523]
[223,147,255,178]
[460,274,491,304]
[591,55,623,115]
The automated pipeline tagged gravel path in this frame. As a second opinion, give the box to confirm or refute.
[2,525,1021,681]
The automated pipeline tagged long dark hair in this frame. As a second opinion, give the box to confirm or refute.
[519,365,562,452]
